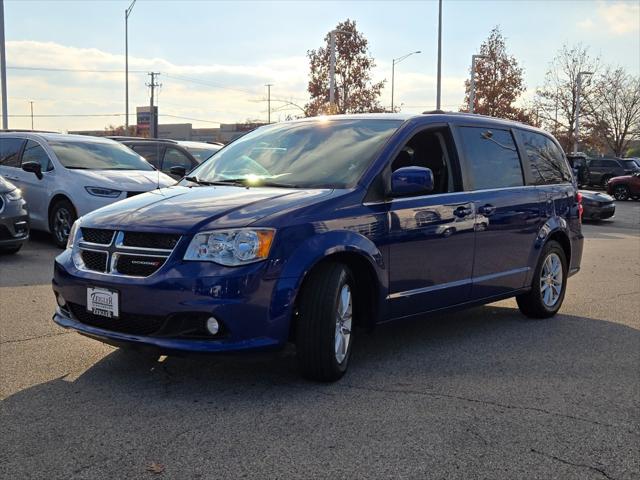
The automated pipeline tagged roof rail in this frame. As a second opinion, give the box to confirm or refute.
[422,109,447,114]
[106,136,178,144]
[1,129,59,133]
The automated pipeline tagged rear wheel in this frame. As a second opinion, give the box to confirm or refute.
[295,262,355,382]
[49,199,76,248]
[613,184,630,201]
[517,241,567,319]
[601,175,612,189]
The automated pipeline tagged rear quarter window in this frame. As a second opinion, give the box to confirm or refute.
[458,127,524,190]
[519,130,572,185]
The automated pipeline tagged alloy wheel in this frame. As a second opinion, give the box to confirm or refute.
[54,207,72,244]
[614,185,629,201]
[540,253,563,307]
[334,284,353,364]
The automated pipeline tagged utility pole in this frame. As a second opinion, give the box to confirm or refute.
[265,84,272,123]
[0,0,8,129]
[146,72,160,138]
[29,101,33,130]
[435,0,442,110]
[574,71,593,153]
[125,0,136,132]
[469,54,488,113]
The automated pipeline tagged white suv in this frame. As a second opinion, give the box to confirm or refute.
[0,132,174,247]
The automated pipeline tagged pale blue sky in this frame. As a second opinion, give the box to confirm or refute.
[3,0,639,130]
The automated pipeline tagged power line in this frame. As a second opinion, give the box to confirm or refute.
[160,114,221,125]
[8,113,125,117]
[163,73,259,96]
[7,66,147,73]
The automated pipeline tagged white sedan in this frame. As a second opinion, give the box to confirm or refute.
[0,132,174,247]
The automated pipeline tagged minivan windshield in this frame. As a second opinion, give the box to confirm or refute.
[185,119,403,188]
[50,140,155,171]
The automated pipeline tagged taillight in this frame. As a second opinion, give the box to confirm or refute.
[576,192,584,222]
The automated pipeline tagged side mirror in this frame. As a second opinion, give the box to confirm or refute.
[22,161,43,180]
[390,166,434,197]
[169,166,186,178]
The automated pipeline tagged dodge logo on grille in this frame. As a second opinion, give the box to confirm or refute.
[131,260,162,266]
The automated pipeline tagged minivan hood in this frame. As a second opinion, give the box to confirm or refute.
[81,185,332,232]
[68,169,174,191]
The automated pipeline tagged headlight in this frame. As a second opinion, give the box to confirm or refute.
[66,219,81,249]
[85,186,122,198]
[184,228,275,266]
[5,188,22,201]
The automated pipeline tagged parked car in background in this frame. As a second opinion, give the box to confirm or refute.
[0,176,29,254]
[53,113,583,381]
[109,137,223,179]
[579,190,616,220]
[0,132,174,247]
[566,152,588,187]
[586,157,640,189]
[606,172,640,201]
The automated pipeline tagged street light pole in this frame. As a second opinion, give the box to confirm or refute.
[469,54,488,113]
[435,0,442,110]
[391,50,421,112]
[0,0,8,129]
[29,101,33,130]
[265,84,272,123]
[125,0,136,133]
[574,70,593,153]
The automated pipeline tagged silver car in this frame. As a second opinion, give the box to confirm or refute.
[0,176,29,254]
[0,132,174,247]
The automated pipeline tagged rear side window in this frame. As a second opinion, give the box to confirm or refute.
[519,131,571,185]
[0,138,25,167]
[459,127,523,190]
[162,147,194,172]
[131,144,162,168]
[22,140,53,171]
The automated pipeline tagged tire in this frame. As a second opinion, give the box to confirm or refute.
[613,185,630,201]
[516,241,568,319]
[49,199,76,248]
[0,244,22,254]
[295,262,355,382]
[601,175,612,189]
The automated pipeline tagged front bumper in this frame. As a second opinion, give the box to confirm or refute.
[52,250,294,353]
[0,204,29,247]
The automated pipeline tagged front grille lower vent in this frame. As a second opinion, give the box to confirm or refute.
[115,254,167,277]
[68,302,166,335]
[81,250,108,272]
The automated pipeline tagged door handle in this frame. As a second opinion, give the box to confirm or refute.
[478,204,496,216]
[453,206,473,218]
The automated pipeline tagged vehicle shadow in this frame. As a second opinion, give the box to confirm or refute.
[1,304,638,478]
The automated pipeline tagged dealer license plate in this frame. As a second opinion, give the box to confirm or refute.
[87,287,119,319]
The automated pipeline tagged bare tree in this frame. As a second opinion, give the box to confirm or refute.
[535,44,599,153]
[585,68,640,157]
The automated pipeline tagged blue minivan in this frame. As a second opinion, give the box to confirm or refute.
[52,113,583,381]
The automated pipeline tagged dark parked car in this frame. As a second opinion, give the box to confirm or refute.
[109,137,223,179]
[606,172,640,201]
[579,190,615,220]
[53,113,583,381]
[586,157,640,188]
[0,176,29,254]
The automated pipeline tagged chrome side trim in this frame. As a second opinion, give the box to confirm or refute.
[386,267,531,300]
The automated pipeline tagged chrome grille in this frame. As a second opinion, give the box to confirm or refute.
[75,229,180,277]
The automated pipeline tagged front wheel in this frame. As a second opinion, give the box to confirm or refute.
[49,199,76,248]
[517,241,568,319]
[601,176,612,189]
[613,185,630,201]
[295,262,355,382]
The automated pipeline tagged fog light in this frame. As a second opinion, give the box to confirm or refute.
[56,294,66,308]
[206,317,220,335]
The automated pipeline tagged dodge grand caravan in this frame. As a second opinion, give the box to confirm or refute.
[52,113,583,381]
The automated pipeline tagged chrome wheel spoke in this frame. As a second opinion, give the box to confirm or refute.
[540,252,563,307]
[334,284,353,364]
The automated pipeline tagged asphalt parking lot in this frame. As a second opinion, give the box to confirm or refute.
[1,202,638,479]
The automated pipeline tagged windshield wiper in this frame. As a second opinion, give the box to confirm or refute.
[184,176,216,186]
[208,178,299,188]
